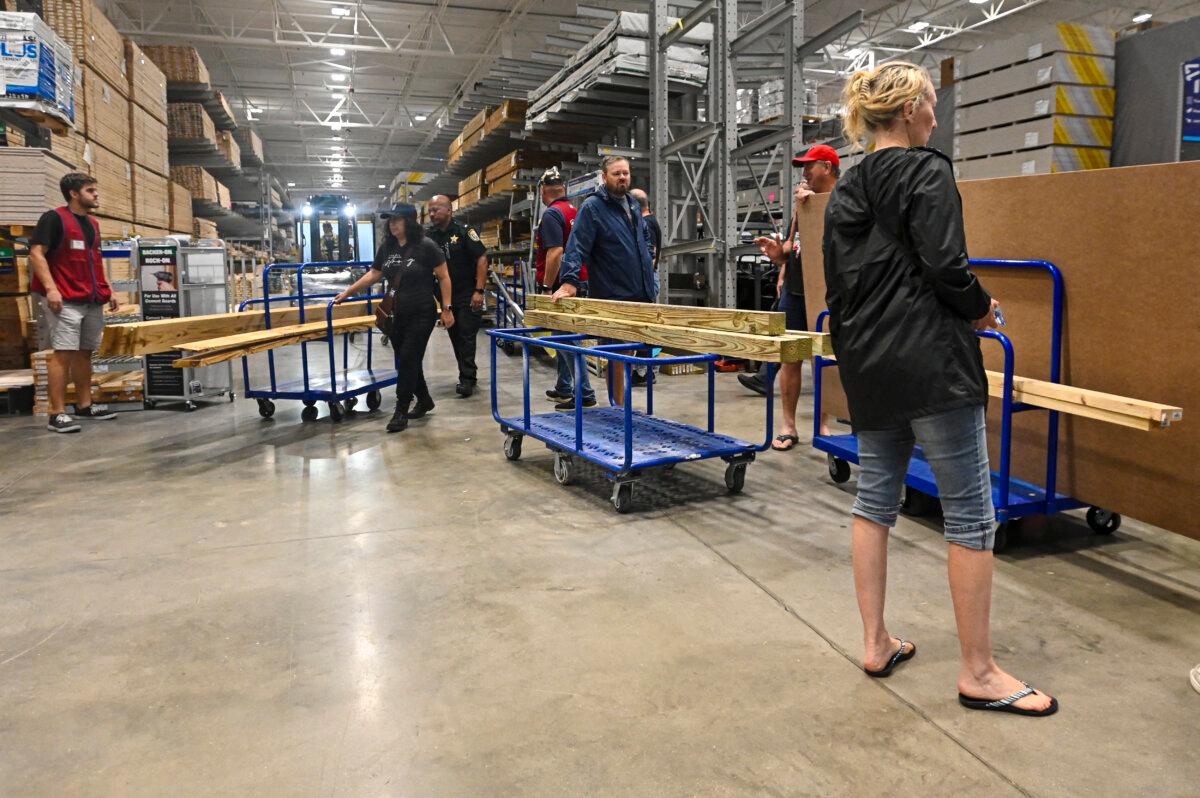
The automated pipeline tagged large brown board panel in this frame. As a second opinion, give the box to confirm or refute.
[800,161,1199,539]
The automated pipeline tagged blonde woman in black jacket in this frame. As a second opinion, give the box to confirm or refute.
[823,62,1056,716]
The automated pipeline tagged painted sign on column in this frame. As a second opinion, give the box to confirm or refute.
[1184,58,1200,142]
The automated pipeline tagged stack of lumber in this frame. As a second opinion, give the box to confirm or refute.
[227,273,260,309]
[132,165,170,230]
[485,150,571,196]
[0,254,30,294]
[168,103,217,146]
[41,0,127,92]
[457,170,488,207]
[168,181,194,234]
[99,304,376,367]
[124,40,168,124]
[216,130,240,168]
[96,216,132,240]
[85,141,134,221]
[524,295,827,363]
[0,294,34,369]
[233,128,265,167]
[447,107,491,166]
[193,218,219,240]
[31,350,143,414]
[81,66,130,158]
[140,45,211,87]
[0,148,74,225]
[952,23,1115,179]
[985,371,1182,431]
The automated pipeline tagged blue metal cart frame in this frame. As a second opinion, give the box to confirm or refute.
[240,260,397,422]
[488,326,779,513]
[812,258,1120,550]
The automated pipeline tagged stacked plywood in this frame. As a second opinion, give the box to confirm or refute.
[953,23,1116,180]
[194,218,219,239]
[82,67,131,158]
[168,181,193,233]
[167,102,217,145]
[124,40,168,124]
[41,0,129,96]
[0,148,75,225]
[132,166,170,230]
[140,45,211,87]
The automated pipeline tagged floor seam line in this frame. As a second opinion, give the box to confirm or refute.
[0,446,72,498]
[669,519,1035,798]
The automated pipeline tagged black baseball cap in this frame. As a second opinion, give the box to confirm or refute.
[379,202,418,219]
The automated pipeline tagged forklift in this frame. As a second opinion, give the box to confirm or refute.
[299,194,374,263]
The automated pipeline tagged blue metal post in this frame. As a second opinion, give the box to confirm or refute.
[707,361,716,432]
[575,351,584,453]
[522,342,530,430]
[623,362,633,470]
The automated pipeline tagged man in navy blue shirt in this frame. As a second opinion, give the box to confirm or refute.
[553,156,656,405]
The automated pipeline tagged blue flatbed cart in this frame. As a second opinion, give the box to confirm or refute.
[813,258,1122,551]
[488,327,779,513]
[240,260,397,423]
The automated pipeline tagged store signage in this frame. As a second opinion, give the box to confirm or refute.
[138,243,185,396]
[1184,58,1200,143]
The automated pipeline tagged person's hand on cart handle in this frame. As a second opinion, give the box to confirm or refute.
[551,283,577,301]
[973,298,1001,331]
[440,307,455,329]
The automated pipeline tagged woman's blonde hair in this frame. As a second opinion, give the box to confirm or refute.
[842,62,933,148]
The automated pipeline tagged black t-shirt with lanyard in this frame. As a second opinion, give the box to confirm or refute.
[371,236,445,310]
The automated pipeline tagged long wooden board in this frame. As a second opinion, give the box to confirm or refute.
[100,304,371,356]
[524,309,812,363]
[986,374,1154,432]
[528,294,785,335]
[986,371,1182,427]
[172,316,374,354]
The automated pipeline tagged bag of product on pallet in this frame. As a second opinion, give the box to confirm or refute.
[0,11,76,129]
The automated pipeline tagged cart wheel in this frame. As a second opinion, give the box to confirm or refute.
[994,521,1013,553]
[228,392,236,402]
[503,434,523,461]
[257,399,275,418]
[1086,507,1121,535]
[612,482,633,514]
[300,405,318,422]
[553,453,575,486]
[143,399,157,410]
[328,401,344,423]
[366,390,382,411]
[343,397,357,414]
[725,462,747,494]
[901,486,936,517]
[303,400,316,408]
[828,454,851,484]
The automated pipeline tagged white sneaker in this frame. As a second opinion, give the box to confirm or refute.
[46,413,81,433]
[1190,664,1200,695]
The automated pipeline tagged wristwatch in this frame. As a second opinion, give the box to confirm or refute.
[473,288,484,294]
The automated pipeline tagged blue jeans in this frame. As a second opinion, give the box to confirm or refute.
[852,404,996,550]
[555,349,595,402]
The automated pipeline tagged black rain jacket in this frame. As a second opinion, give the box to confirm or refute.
[822,147,992,431]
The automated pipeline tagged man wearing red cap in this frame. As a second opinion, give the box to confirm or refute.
[745,144,840,450]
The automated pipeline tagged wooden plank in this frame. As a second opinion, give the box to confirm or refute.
[528,294,786,336]
[99,304,371,356]
[986,370,1182,426]
[986,373,1155,431]
[171,315,374,354]
[524,309,811,363]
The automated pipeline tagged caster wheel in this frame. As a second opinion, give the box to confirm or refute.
[143,399,157,410]
[328,401,344,423]
[725,462,747,494]
[1086,507,1121,535]
[828,454,851,484]
[503,434,523,461]
[901,486,936,517]
[228,393,236,403]
[366,390,382,411]
[301,405,318,422]
[553,454,575,486]
[343,397,357,414]
[994,521,1014,553]
[257,399,275,418]
[303,400,316,408]
[184,401,197,412]
[611,482,633,514]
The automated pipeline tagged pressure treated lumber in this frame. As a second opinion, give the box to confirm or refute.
[100,304,371,356]
[986,371,1182,426]
[985,372,1179,431]
[524,309,812,363]
[172,316,374,355]
[528,294,784,335]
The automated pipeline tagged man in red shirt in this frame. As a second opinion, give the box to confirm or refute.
[29,172,119,433]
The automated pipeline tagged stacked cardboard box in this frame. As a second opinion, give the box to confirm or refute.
[952,23,1115,180]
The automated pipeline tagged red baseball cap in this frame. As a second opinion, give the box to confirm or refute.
[793,144,840,168]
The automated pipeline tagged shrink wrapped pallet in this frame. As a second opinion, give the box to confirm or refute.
[140,45,211,86]
[82,66,130,158]
[168,102,216,144]
[132,165,170,230]
[124,39,167,123]
[130,110,168,176]
[0,11,77,128]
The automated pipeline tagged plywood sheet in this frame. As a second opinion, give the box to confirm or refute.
[800,161,1200,539]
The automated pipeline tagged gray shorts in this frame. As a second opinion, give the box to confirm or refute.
[42,298,105,352]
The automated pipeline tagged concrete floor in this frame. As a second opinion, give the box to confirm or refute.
[2,332,1198,797]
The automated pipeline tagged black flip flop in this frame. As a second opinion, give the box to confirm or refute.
[771,434,800,451]
[864,638,916,678]
[959,682,1058,717]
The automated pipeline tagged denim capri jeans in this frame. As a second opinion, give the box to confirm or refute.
[852,404,996,550]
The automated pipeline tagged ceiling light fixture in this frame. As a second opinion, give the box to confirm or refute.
[377,184,385,189]
[331,6,350,17]
[1131,11,1153,24]
[907,21,930,32]
[331,73,345,82]
[968,0,988,4]
[330,47,346,56]
[414,114,427,121]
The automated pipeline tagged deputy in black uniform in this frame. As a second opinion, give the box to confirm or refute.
[426,194,488,397]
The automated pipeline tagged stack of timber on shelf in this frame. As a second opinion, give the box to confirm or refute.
[448,106,492,167]
[193,218,219,240]
[457,170,487,208]
[952,23,1115,180]
[524,296,827,363]
[484,149,571,196]
[227,272,262,310]
[31,349,143,414]
[232,128,264,168]
[168,181,193,234]
[479,218,531,250]
[524,12,709,133]
[446,100,530,168]
[100,304,375,366]
[171,165,230,215]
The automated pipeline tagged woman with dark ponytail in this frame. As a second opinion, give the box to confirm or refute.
[336,203,454,433]
[824,62,1056,716]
